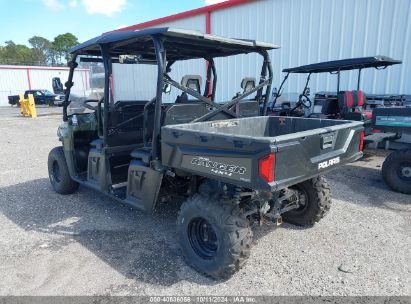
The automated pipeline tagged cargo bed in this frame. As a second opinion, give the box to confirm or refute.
[162,116,364,191]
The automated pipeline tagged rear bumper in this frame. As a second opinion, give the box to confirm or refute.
[269,151,363,191]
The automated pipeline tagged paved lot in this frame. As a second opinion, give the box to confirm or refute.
[0,107,409,296]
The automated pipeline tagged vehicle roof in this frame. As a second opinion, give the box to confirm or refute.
[283,56,402,74]
[70,27,280,60]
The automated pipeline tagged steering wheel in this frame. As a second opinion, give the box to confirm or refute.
[298,94,312,108]
[83,99,99,111]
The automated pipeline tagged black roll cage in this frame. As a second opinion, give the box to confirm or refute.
[63,35,273,161]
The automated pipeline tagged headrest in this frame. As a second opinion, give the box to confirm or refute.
[181,75,202,93]
[338,90,366,109]
[241,77,256,93]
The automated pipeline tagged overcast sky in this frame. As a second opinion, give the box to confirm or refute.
[0,0,226,45]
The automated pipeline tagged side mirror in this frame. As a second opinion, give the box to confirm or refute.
[163,83,171,94]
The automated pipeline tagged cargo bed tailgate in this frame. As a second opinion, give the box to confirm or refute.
[161,116,364,191]
[272,122,363,190]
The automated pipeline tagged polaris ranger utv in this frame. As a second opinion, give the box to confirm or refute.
[48,28,364,278]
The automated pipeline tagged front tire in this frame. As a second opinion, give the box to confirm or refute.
[382,149,411,194]
[177,194,252,279]
[283,176,332,226]
[48,147,79,194]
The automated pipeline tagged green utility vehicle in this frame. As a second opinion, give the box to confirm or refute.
[48,28,364,278]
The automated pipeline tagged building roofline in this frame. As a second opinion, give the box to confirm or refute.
[107,0,256,33]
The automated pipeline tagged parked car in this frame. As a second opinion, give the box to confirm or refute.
[8,89,65,106]
[8,95,20,106]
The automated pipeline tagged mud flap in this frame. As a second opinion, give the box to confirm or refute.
[126,160,163,213]
[87,148,108,191]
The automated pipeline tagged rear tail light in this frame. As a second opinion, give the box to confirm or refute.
[259,153,275,183]
[359,131,365,152]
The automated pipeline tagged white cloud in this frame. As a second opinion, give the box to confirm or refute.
[205,0,227,5]
[68,0,77,8]
[82,0,127,16]
[43,0,65,10]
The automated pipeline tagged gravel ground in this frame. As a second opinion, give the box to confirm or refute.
[0,106,409,296]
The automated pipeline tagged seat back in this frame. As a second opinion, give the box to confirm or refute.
[176,75,202,103]
[312,92,339,117]
[338,90,366,114]
[230,77,259,117]
[106,100,151,147]
[182,75,202,92]
[235,101,260,117]
[163,103,210,125]
[338,90,372,122]
[241,77,256,93]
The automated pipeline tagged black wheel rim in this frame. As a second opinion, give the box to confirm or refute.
[188,217,218,259]
[52,160,61,183]
[397,161,411,182]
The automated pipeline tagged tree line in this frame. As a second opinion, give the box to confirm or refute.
[0,33,79,66]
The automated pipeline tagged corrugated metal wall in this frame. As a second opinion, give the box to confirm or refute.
[1,1,409,105]
[211,0,411,101]
[113,14,207,102]
[0,67,89,106]
[151,14,206,32]
[0,69,28,106]
[114,0,410,103]
[113,58,206,103]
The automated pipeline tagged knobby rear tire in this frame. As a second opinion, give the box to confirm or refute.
[177,194,252,279]
[283,175,332,226]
